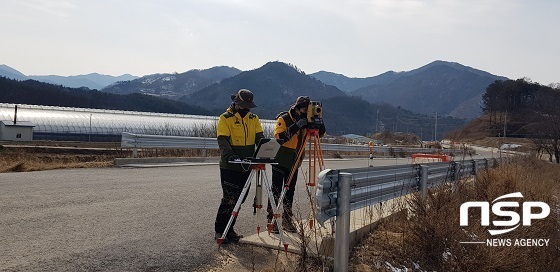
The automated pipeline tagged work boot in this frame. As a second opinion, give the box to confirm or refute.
[282,220,297,233]
[226,230,243,242]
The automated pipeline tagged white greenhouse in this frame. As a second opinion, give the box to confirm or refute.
[0,103,275,141]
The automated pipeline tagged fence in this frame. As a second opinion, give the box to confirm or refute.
[316,158,498,272]
[121,132,463,157]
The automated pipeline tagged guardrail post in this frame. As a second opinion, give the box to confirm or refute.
[490,158,497,168]
[132,148,138,158]
[420,165,429,201]
[472,160,479,176]
[334,172,352,272]
[202,137,207,157]
[452,162,461,192]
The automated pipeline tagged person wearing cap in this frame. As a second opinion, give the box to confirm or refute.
[214,89,264,244]
[267,96,326,233]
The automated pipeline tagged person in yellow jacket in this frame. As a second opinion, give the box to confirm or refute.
[267,96,325,233]
[214,89,264,244]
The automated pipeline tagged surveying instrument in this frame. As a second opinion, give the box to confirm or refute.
[270,101,326,229]
[217,140,291,252]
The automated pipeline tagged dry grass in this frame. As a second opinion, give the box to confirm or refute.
[472,137,535,151]
[447,115,494,141]
[0,140,374,173]
[0,151,117,172]
[350,157,560,271]
[0,141,125,172]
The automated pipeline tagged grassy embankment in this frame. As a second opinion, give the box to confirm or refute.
[349,157,559,271]
[0,141,222,172]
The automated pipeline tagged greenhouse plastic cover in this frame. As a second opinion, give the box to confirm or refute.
[0,103,275,137]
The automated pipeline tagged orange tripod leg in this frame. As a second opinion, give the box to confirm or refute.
[270,131,309,228]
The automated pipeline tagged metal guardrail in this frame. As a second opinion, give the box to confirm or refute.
[315,158,497,225]
[122,132,218,149]
[121,132,218,157]
[121,132,462,156]
[315,158,498,272]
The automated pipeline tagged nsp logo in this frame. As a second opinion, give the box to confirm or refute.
[460,192,550,235]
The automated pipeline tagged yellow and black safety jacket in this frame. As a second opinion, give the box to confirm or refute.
[274,108,325,170]
[217,107,264,172]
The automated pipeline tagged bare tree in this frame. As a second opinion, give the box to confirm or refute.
[531,88,560,163]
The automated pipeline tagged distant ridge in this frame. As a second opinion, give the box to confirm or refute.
[0,64,138,89]
[310,70,400,92]
[0,64,27,81]
[348,60,508,119]
[0,76,212,116]
[182,61,346,118]
[102,66,241,100]
[30,73,137,90]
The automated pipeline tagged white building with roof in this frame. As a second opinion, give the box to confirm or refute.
[0,120,35,141]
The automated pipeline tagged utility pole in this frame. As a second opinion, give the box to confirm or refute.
[434,111,438,142]
[89,114,92,142]
[503,110,507,139]
[375,110,379,132]
[395,112,399,132]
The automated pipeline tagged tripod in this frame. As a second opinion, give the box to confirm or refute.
[271,128,325,229]
[217,162,289,252]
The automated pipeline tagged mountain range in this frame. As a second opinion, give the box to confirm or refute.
[0,74,466,138]
[311,61,508,119]
[1,60,512,138]
[181,62,345,116]
[0,64,137,90]
[1,61,507,119]
[102,66,241,100]
[102,60,506,119]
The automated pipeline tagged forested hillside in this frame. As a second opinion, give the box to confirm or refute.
[454,78,560,162]
[182,61,345,117]
[0,77,212,115]
[103,66,241,100]
[348,61,507,119]
[321,96,465,138]
[482,79,560,138]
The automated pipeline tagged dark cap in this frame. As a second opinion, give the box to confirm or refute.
[230,89,257,108]
[294,96,310,108]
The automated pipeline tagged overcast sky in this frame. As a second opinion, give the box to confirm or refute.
[2,0,558,85]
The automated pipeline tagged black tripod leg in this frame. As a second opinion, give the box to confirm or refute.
[217,169,256,247]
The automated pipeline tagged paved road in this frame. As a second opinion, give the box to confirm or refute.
[1,153,492,271]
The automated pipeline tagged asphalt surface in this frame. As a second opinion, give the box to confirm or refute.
[1,153,492,271]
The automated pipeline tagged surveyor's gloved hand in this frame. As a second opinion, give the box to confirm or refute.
[296,118,307,128]
[287,117,307,138]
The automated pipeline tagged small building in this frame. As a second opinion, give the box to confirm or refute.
[0,120,35,141]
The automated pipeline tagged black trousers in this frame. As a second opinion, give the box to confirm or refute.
[267,165,298,221]
[214,168,251,233]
